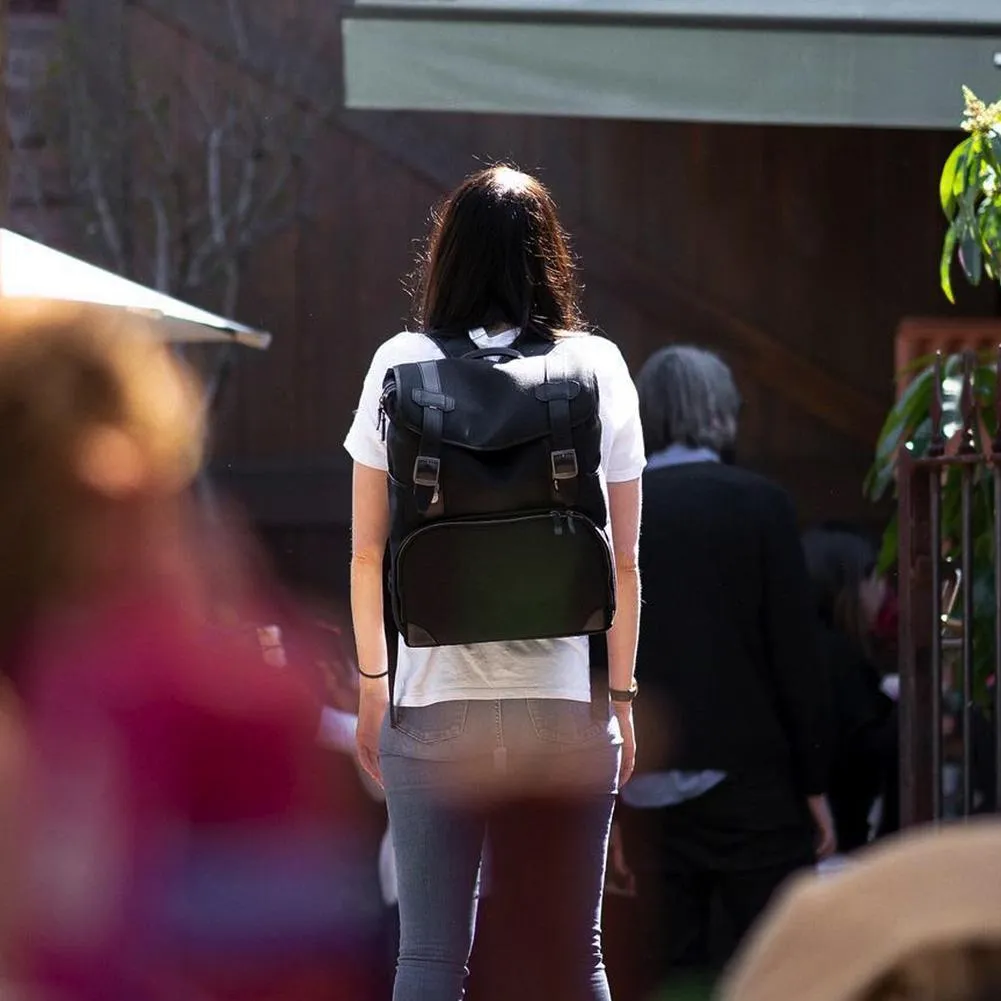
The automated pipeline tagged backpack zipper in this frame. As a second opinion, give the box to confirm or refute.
[400,511,589,559]
[378,386,394,443]
[550,512,577,536]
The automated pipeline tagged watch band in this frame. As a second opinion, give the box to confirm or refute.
[609,680,638,703]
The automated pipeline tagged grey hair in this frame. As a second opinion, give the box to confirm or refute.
[635,345,741,456]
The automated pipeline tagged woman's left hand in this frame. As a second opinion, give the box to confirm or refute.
[356,682,389,788]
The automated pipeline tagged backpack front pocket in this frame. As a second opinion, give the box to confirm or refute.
[392,511,615,648]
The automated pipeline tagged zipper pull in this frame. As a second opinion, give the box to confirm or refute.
[551,512,564,536]
[377,402,387,443]
[565,514,576,535]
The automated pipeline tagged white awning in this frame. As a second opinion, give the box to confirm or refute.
[0,229,271,350]
[343,0,1001,128]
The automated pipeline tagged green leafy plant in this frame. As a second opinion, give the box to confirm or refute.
[939,87,1001,302]
[866,87,1001,699]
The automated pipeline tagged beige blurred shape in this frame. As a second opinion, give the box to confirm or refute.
[720,821,1001,1001]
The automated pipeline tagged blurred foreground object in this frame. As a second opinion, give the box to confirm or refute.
[0,302,380,1000]
[719,821,1001,1001]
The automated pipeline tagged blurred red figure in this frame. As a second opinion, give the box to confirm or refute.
[0,302,380,1001]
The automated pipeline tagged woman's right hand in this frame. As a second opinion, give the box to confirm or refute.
[614,703,636,789]
[356,680,389,788]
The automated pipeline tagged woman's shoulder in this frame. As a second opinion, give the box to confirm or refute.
[558,330,622,358]
[556,332,631,382]
[368,330,440,369]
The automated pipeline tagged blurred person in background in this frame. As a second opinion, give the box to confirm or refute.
[346,166,646,1001]
[311,612,400,997]
[0,676,24,965]
[801,528,897,853]
[0,301,381,1001]
[610,346,833,998]
[719,820,1001,1001]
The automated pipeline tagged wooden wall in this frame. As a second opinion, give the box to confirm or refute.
[13,2,999,600]
[217,86,996,596]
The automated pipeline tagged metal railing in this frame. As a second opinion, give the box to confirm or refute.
[898,349,1001,826]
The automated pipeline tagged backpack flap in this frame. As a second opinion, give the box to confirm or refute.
[382,352,603,524]
[386,354,596,452]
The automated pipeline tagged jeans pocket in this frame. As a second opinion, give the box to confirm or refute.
[526,699,607,745]
[392,701,469,744]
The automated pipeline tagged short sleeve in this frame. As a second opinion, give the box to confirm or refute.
[603,345,646,483]
[344,345,391,471]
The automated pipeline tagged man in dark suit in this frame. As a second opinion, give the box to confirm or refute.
[610,346,834,997]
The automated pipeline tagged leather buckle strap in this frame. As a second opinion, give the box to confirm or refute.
[551,448,579,480]
[414,360,445,514]
[543,348,579,504]
[413,455,441,487]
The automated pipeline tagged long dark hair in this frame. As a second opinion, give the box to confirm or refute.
[802,527,877,649]
[415,165,584,339]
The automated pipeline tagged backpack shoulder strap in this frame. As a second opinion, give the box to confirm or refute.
[412,360,446,514]
[540,342,580,506]
[425,331,474,359]
[512,326,555,358]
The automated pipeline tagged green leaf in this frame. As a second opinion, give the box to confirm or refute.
[883,365,935,446]
[909,417,935,460]
[987,129,1001,171]
[941,221,959,302]
[876,514,899,574]
[960,227,984,284]
[940,139,970,218]
[862,464,888,500]
[959,173,980,226]
[866,365,937,501]
[978,195,1001,279]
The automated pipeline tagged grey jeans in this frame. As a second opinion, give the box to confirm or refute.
[380,698,621,1001]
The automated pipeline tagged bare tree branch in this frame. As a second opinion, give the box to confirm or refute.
[224,0,250,62]
[206,123,227,247]
[133,81,175,165]
[233,144,258,233]
[32,0,333,315]
[145,188,171,292]
[79,123,126,272]
[221,256,239,319]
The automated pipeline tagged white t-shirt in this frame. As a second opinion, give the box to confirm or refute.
[344,327,645,707]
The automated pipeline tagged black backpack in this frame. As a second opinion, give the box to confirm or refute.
[379,330,616,715]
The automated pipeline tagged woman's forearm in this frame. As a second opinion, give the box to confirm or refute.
[350,553,390,699]
[607,562,640,692]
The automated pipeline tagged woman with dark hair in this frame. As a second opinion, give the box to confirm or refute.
[344,166,645,1001]
[802,528,897,852]
[614,345,833,997]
